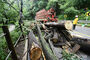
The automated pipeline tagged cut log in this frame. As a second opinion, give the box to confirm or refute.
[53,42,66,46]
[62,45,72,53]
[30,23,35,29]
[71,36,90,44]
[42,24,46,29]
[40,24,46,30]
[60,30,72,41]
[51,29,58,43]
[70,36,90,53]
[48,39,62,59]
[71,36,90,48]
[72,44,80,53]
[36,22,58,60]
[44,21,73,30]
[64,21,73,30]
[44,33,53,40]
[28,31,42,60]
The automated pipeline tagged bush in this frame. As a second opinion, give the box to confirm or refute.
[62,50,81,60]
[64,7,79,20]
[10,29,21,44]
[0,25,21,60]
[0,37,7,60]
[58,15,64,20]
[78,14,86,20]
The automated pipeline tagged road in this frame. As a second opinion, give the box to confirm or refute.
[69,26,90,39]
[69,26,90,60]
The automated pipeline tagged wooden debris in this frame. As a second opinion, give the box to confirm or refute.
[44,21,73,30]
[72,44,80,53]
[44,33,53,40]
[42,24,46,29]
[36,23,58,60]
[62,45,72,53]
[71,36,90,49]
[22,39,28,60]
[29,20,90,60]
[30,23,35,29]
[49,39,62,59]
[52,29,58,43]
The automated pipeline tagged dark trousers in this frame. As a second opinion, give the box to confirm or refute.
[73,24,76,30]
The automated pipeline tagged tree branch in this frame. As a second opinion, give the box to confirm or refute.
[3,1,19,13]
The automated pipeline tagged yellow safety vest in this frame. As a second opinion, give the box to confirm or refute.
[73,18,78,24]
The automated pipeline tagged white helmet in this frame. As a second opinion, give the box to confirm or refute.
[75,15,78,17]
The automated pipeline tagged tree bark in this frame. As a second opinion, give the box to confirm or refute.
[71,44,80,53]
[71,36,90,47]
[28,31,42,60]
[36,23,58,60]
[45,21,73,30]
[48,39,62,59]
[51,29,58,43]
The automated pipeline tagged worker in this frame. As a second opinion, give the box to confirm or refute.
[73,15,79,30]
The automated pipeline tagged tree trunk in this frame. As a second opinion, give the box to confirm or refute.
[45,21,73,30]
[51,29,58,43]
[71,44,80,53]
[71,36,90,47]
[36,23,58,60]
[28,31,42,60]
[48,39,62,59]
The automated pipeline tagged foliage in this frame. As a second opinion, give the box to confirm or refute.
[64,7,79,19]
[0,0,19,24]
[10,28,21,44]
[0,36,7,60]
[0,0,90,21]
[62,50,81,60]
[0,0,90,59]
[79,14,86,20]
[58,15,64,20]
[46,0,58,10]
[23,0,47,20]
[0,25,21,60]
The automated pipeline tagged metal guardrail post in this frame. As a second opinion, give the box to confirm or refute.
[2,26,18,60]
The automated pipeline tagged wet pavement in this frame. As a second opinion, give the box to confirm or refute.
[70,26,90,39]
[69,26,90,60]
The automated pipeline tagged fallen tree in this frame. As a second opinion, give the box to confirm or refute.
[28,31,42,60]
[71,36,90,48]
[44,21,73,30]
[36,22,58,60]
[51,29,58,43]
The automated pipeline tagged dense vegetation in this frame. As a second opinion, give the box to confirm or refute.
[23,0,90,20]
[0,0,90,60]
[0,0,90,22]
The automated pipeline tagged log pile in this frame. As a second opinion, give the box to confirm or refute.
[35,9,48,20]
[28,21,90,60]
